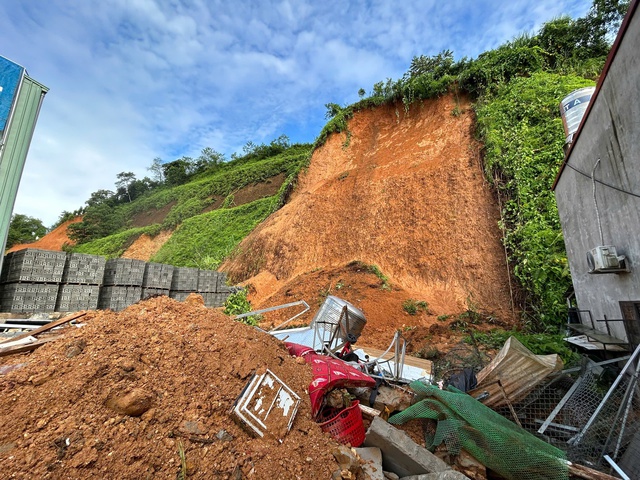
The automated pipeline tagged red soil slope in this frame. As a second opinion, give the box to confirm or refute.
[223,95,515,331]
[6,217,82,253]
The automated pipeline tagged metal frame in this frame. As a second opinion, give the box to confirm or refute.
[538,355,631,434]
[569,344,640,447]
[235,300,310,329]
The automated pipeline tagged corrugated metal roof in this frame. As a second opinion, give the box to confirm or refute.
[0,74,49,262]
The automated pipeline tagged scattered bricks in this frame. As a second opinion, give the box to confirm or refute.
[62,253,106,285]
[170,267,199,292]
[142,263,174,290]
[197,269,221,293]
[364,417,450,478]
[102,259,146,287]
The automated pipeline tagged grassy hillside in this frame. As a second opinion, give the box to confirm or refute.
[71,143,312,265]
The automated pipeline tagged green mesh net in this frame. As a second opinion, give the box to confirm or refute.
[388,381,569,480]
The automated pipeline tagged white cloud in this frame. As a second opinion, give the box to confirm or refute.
[0,0,592,226]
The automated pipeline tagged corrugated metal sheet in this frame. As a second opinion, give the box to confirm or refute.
[470,336,564,408]
[0,74,48,266]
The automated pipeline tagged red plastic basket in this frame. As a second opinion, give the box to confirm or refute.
[318,400,365,447]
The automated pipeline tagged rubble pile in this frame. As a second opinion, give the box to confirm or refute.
[0,295,338,479]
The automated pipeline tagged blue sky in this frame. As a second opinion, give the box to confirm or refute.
[1,0,591,227]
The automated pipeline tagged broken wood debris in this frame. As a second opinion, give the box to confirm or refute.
[0,336,61,357]
[0,311,86,345]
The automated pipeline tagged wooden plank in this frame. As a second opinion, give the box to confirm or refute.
[358,403,381,418]
[358,346,432,375]
[0,336,61,357]
[566,460,623,480]
[0,312,86,345]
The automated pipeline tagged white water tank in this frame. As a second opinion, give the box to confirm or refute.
[559,87,596,151]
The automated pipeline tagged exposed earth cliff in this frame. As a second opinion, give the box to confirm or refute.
[223,95,515,339]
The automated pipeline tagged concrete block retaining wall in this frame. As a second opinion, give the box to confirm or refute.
[0,249,233,313]
[103,258,146,286]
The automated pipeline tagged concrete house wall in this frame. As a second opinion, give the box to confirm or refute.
[554,2,640,342]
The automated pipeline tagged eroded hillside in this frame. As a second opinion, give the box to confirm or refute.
[223,94,514,323]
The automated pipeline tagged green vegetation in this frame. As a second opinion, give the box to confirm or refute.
[223,290,261,326]
[467,329,580,364]
[73,225,161,258]
[67,139,311,244]
[348,261,391,290]
[177,440,187,480]
[324,0,626,330]
[151,197,275,269]
[402,299,429,316]
[50,210,82,230]
[477,73,594,327]
[414,345,441,361]
[367,264,391,290]
[6,214,47,248]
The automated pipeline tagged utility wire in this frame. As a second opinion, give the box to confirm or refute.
[564,161,640,199]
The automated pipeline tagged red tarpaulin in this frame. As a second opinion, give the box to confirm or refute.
[285,342,375,416]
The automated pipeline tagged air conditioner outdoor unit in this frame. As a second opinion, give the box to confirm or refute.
[586,245,628,273]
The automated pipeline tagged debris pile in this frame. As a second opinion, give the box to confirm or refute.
[0,295,338,478]
[0,292,631,480]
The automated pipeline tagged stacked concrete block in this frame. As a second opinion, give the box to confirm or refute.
[0,249,64,313]
[0,283,59,313]
[142,263,174,298]
[0,249,235,312]
[200,292,230,308]
[197,270,230,307]
[56,284,101,312]
[98,258,146,311]
[217,272,233,293]
[62,253,106,285]
[168,290,191,302]
[103,258,146,286]
[1,249,66,283]
[98,286,143,312]
[197,269,220,292]
[54,253,107,312]
[170,267,199,292]
[141,287,170,299]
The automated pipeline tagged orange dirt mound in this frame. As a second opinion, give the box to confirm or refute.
[223,95,516,333]
[248,262,512,354]
[122,230,173,261]
[0,296,338,479]
[6,217,82,253]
